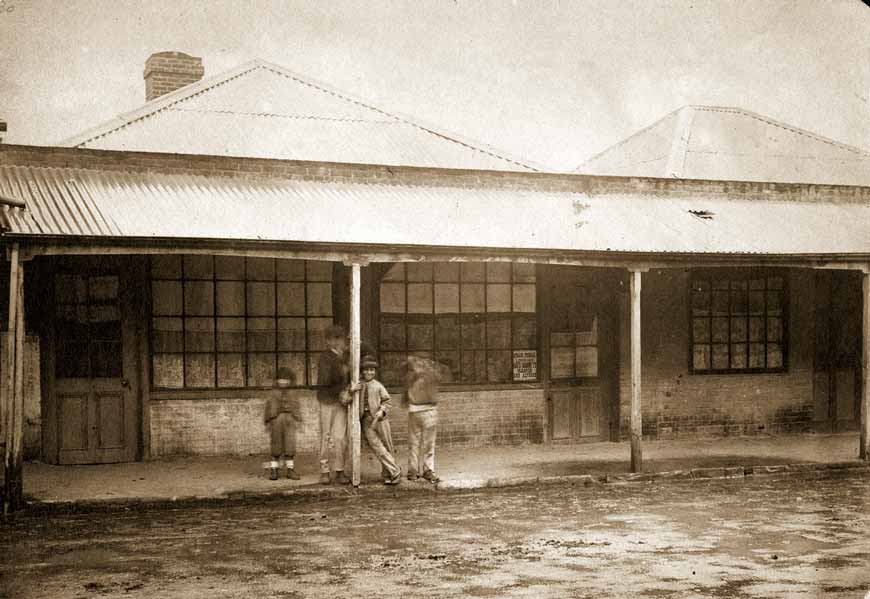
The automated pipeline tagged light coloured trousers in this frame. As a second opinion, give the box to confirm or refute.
[362,414,401,479]
[407,407,438,476]
[318,400,347,473]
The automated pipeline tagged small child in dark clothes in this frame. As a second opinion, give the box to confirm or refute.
[263,367,302,480]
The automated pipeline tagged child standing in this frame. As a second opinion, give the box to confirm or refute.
[404,356,441,483]
[358,356,402,485]
[263,367,302,480]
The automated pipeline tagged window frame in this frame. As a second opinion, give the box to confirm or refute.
[149,255,333,390]
[688,268,789,375]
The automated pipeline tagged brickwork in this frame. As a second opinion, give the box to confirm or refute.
[617,268,817,440]
[149,388,545,457]
[143,52,204,101]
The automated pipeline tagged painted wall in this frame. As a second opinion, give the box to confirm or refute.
[618,268,817,439]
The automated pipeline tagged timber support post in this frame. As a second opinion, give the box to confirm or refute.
[629,268,646,473]
[347,262,362,486]
[3,242,24,514]
[861,266,870,460]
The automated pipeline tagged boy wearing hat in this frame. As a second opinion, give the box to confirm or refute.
[263,367,302,480]
[359,355,402,485]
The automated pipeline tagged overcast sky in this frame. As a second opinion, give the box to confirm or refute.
[1,0,868,170]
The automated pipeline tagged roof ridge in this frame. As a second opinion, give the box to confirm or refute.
[61,57,544,172]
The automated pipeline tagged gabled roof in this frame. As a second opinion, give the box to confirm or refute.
[63,59,540,172]
[576,105,870,186]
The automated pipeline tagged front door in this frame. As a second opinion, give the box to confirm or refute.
[51,258,139,464]
[545,267,617,442]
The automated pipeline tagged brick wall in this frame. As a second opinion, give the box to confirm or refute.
[149,388,545,457]
[618,268,816,439]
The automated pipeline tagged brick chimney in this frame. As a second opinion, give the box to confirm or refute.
[143,51,205,101]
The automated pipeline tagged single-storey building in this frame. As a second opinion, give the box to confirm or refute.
[0,54,867,501]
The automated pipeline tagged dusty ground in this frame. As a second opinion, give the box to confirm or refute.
[2,470,869,599]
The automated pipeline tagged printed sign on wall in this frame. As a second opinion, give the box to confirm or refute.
[512,350,538,381]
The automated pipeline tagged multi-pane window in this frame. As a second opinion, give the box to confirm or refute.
[690,271,786,373]
[151,255,333,389]
[378,262,537,385]
[549,316,598,379]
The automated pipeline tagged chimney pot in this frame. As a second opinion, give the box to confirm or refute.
[144,51,204,101]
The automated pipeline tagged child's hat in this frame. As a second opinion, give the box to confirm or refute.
[360,355,379,369]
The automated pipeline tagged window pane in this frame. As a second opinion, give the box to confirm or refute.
[749,317,765,342]
[276,282,305,316]
[151,255,181,279]
[512,284,536,313]
[711,344,729,369]
[185,317,215,352]
[711,317,729,344]
[380,283,406,313]
[550,347,575,378]
[308,318,333,351]
[767,344,783,368]
[691,290,711,316]
[89,276,119,301]
[277,317,306,351]
[246,258,275,281]
[460,263,485,282]
[730,317,747,342]
[90,305,122,340]
[215,256,245,280]
[434,263,459,282]
[461,320,485,349]
[276,259,306,281]
[434,351,459,383]
[246,317,276,351]
[692,344,710,371]
[381,352,406,385]
[461,351,486,383]
[487,284,511,312]
[435,316,459,349]
[730,344,747,369]
[183,255,213,279]
[693,318,710,343]
[749,278,765,290]
[307,283,333,316]
[767,276,784,289]
[512,263,536,283]
[152,317,183,352]
[306,261,333,282]
[407,284,433,314]
[217,317,245,352]
[513,317,537,349]
[486,263,511,282]
[487,318,511,349]
[749,291,764,314]
[767,318,783,342]
[185,354,215,388]
[749,343,765,368]
[380,318,406,351]
[408,323,434,351]
[766,290,783,315]
[712,291,729,315]
[247,282,276,316]
[550,332,574,347]
[434,284,459,314]
[153,354,183,388]
[217,353,245,387]
[56,274,87,304]
[407,263,433,282]
[91,342,122,378]
[247,353,275,387]
[216,281,245,316]
[487,350,511,382]
[576,346,598,377]
[152,281,183,316]
[382,264,404,281]
[184,281,214,316]
[277,353,307,386]
[730,288,748,315]
[461,284,485,313]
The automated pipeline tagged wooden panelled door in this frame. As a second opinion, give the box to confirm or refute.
[51,258,139,464]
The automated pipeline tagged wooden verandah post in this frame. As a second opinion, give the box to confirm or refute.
[347,262,362,486]
[629,268,646,473]
[2,242,25,513]
[861,266,870,461]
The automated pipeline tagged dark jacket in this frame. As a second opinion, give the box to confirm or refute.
[264,388,302,424]
[317,349,348,404]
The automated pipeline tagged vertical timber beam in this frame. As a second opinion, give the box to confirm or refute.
[348,262,362,486]
[3,243,23,513]
[629,268,646,473]
[861,267,870,460]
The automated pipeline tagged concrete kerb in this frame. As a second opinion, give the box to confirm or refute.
[18,460,870,515]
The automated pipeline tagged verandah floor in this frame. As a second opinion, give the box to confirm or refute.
[19,432,864,506]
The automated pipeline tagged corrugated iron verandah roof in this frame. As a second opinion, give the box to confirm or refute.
[0,164,869,259]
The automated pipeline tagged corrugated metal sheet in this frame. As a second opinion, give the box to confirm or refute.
[65,61,538,173]
[1,165,868,256]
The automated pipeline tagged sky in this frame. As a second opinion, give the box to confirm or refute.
[0,0,868,171]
